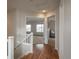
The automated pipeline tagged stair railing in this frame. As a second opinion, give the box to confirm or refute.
[15,32,33,50]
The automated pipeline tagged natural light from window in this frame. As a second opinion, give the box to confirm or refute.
[36,24,44,32]
[26,24,31,32]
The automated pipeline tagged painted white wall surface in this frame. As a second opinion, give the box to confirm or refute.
[63,0,71,59]
[59,0,71,59]
[7,9,33,59]
[7,9,17,48]
[55,7,59,50]
[13,9,28,59]
[44,17,48,44]
[7,10,16,36]
[14,9,26,48]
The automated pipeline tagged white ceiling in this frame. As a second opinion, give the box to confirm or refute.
[7,0,60,15]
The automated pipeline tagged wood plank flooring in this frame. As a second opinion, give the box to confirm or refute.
[21,44,59,59]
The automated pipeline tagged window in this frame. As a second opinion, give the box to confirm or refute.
[36,24,44,32]
[26,24,31,32]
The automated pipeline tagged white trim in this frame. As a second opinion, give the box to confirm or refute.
[8,36,14,59]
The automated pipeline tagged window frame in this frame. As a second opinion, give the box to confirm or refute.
[26,24,31,32]
[36,24,44,32]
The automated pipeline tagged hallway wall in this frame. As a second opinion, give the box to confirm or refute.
[7,9,30,59]
[59,0,71,59]
[7,10,16,36]
[14,10,27,59]
[55,7,59,50]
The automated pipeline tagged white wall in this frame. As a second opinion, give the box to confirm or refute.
[55,7,59,50]
[59,0,71,59]
[7,9,28,59]
[14,9,27,59]
[7,10,16,36]
[63,0,71,59]
[44,17,49,44]
[14,9,26,47]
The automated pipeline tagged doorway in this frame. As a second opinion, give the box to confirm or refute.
[26,16,44,44]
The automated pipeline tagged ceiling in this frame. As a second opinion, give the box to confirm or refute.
[26,16,55,23]
[27,16,44,23]
[7,0,60,15]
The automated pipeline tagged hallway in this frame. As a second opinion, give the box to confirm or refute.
[7,0,71,59]
[21,44,59,59]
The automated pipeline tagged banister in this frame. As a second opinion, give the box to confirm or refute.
[14,32,33,50]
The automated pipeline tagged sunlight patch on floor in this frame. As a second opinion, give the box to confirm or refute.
[36,44,44,49]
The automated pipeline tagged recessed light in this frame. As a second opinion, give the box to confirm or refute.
[42,10,47,13]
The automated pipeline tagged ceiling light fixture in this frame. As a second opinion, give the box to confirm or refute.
[42,10,47,13]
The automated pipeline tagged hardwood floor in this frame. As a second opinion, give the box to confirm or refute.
[21,44,59,59]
